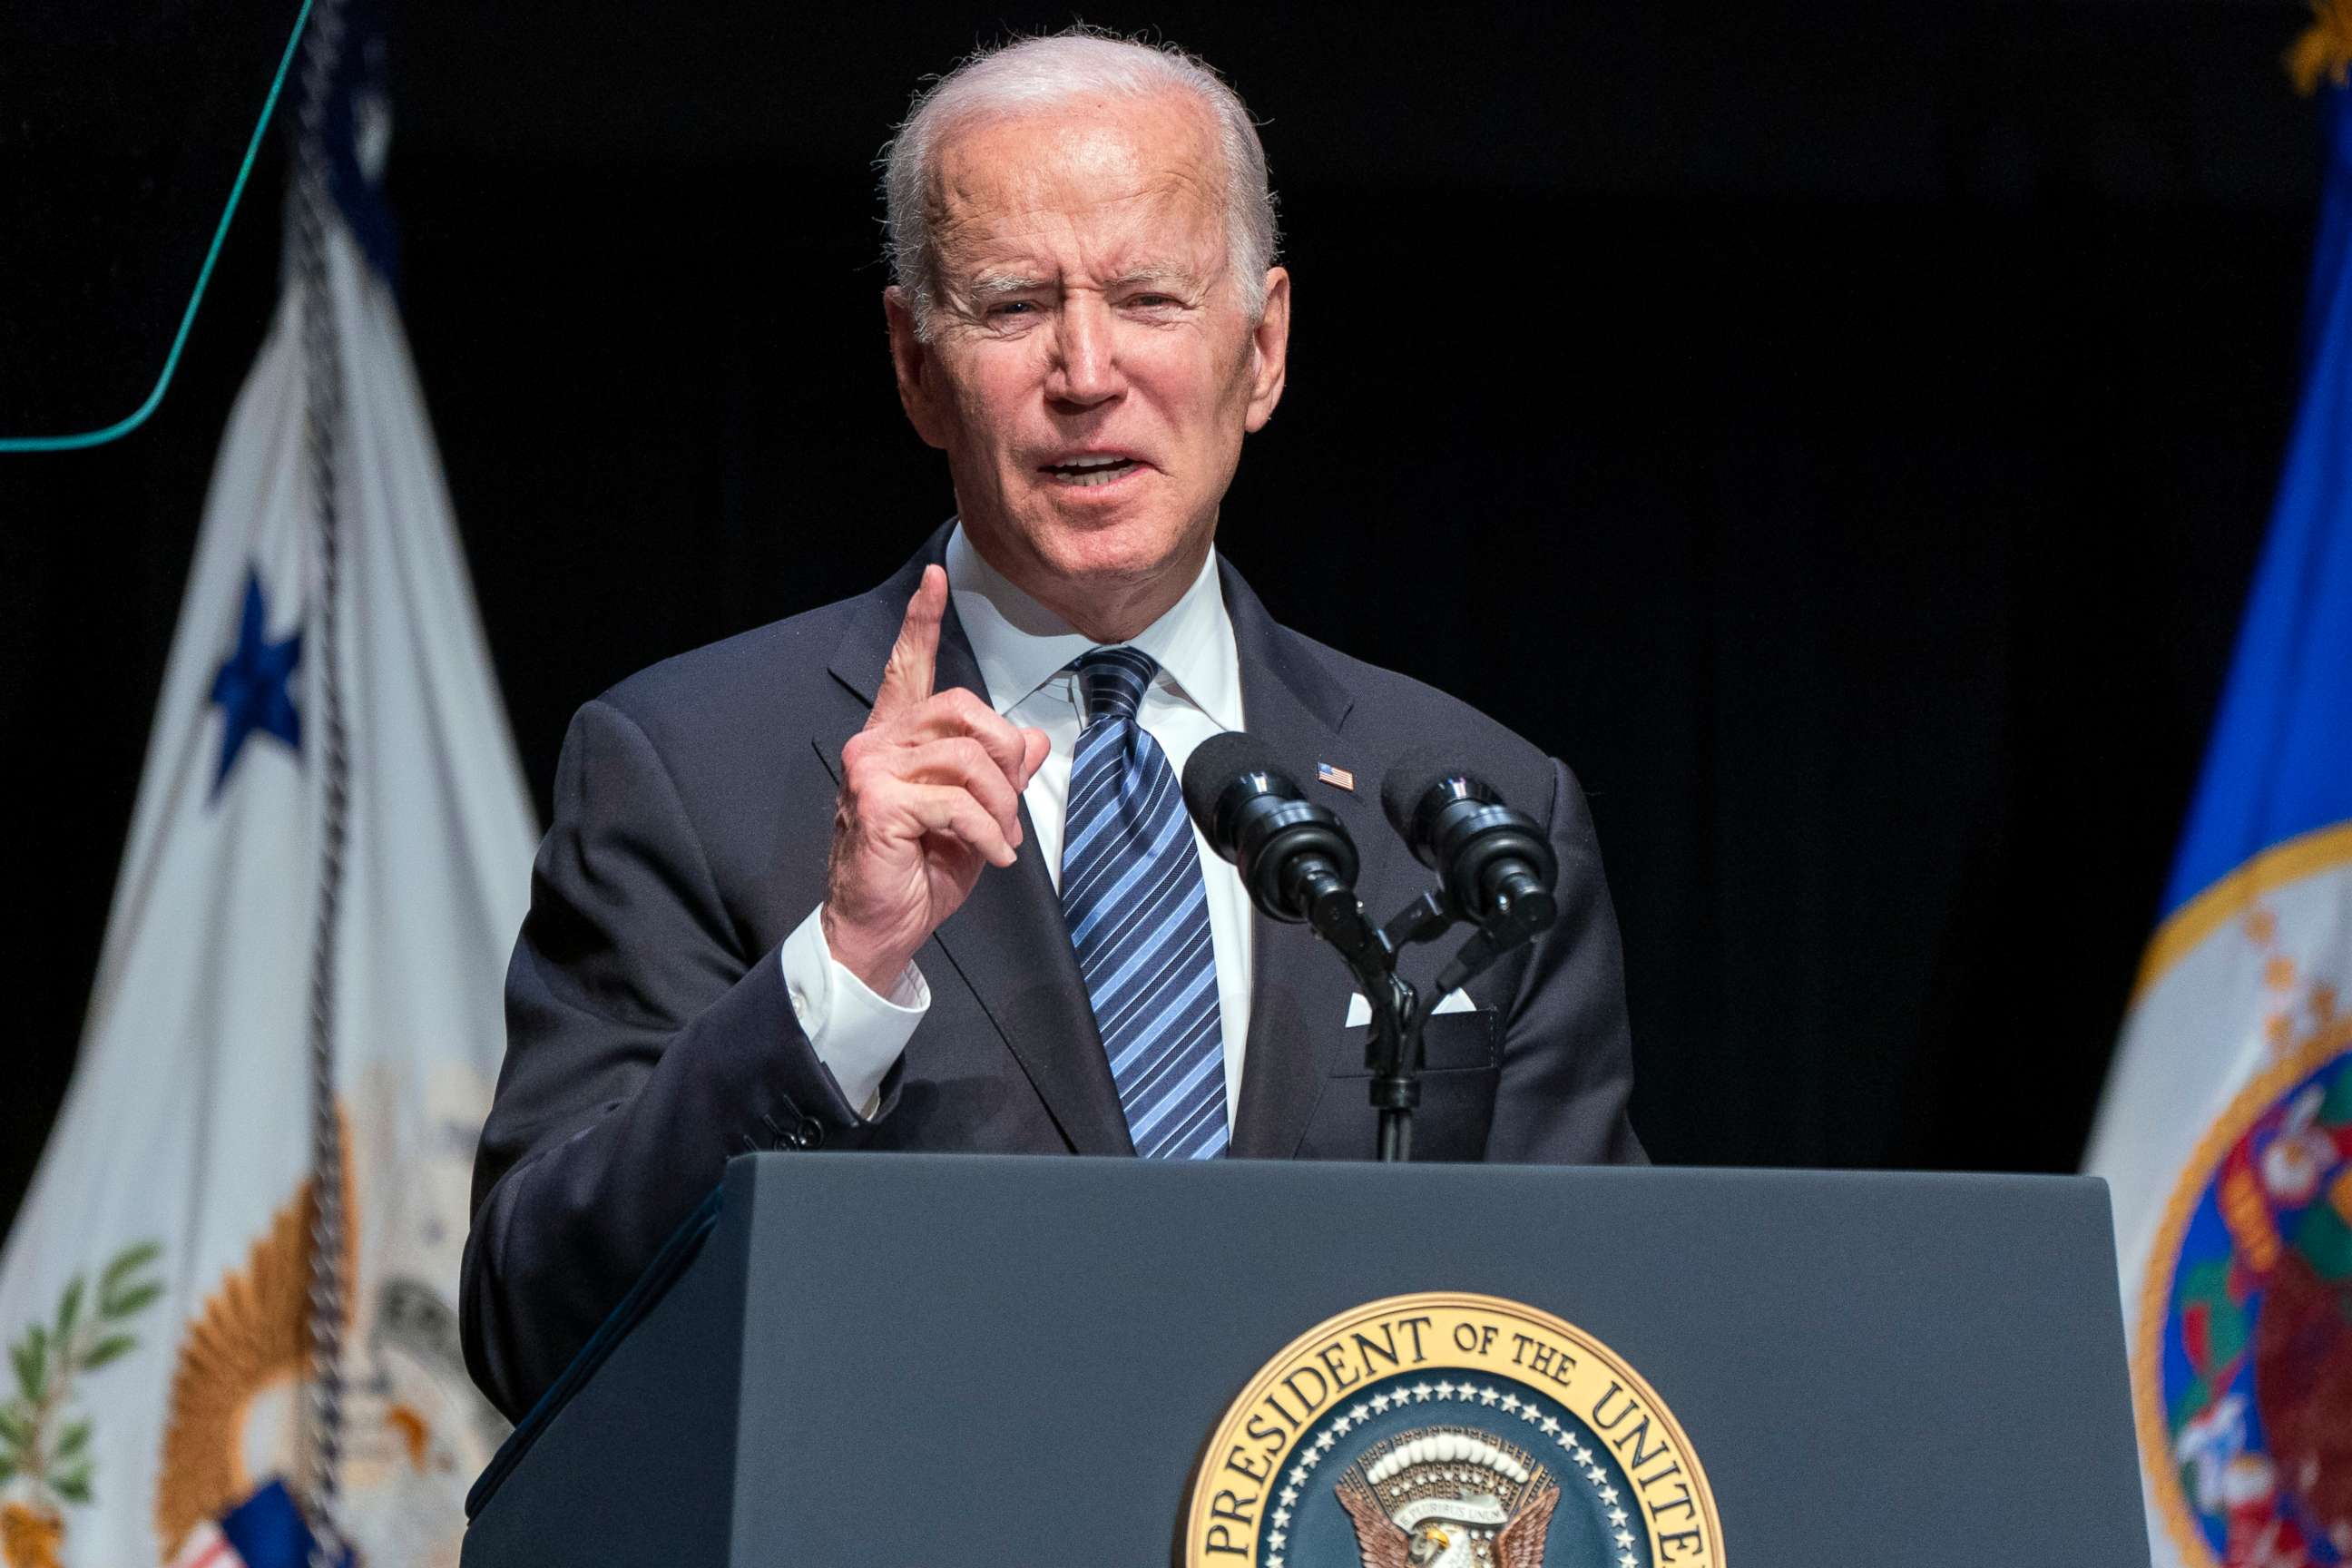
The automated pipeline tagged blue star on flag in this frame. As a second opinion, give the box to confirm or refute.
[210,566,302,796]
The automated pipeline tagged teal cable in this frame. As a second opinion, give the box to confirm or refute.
[1,0,317,454]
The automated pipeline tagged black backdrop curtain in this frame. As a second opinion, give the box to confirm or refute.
[1,1,2320,1229]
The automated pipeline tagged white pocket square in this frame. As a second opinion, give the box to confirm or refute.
[1345,989,1476,1027]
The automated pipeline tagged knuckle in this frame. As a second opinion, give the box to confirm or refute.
[843,752,892,798]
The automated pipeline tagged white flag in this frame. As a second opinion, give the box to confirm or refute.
[0,24,534,1565]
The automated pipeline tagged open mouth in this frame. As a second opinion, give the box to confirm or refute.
[1041,455,1143,488]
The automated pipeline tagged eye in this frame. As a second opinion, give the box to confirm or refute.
[985,299,1037,317]
[1129,293,1181,309]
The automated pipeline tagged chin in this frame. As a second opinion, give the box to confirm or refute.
[1025,507,1200,584]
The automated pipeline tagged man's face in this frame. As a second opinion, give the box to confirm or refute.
[885,91,1289,633]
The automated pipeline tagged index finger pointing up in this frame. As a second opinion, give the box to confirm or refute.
[870,563,946,727]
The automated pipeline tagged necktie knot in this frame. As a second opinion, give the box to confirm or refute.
[1071,645,1159,726]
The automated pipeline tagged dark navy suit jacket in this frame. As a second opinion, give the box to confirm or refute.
[463,528,1642,1420]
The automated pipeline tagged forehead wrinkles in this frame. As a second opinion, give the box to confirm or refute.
[925,98,1227,284]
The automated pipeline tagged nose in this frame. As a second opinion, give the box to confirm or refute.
[1045,295,1125,411]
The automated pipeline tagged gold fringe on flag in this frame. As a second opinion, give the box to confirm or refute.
[2289,0,2352,95]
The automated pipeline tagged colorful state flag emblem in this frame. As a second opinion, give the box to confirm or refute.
[2140,1017,2352,1564]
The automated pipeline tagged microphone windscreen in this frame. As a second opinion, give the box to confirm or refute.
[1181,730,1283,834]
[1381,747,1465,841]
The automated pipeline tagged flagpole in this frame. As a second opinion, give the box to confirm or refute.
[290,0,354,1560]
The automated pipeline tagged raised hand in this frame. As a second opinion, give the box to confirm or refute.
[821,564,1052,993]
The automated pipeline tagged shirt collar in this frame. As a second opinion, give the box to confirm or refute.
[944,520,1241,730]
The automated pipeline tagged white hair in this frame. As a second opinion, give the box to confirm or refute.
[881,29,1279,338]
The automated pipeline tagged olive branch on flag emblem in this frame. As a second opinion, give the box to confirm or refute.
[0,1241,163,1563]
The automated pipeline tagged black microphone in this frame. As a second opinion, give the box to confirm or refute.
[1181,731,1373,953]
[1380,750,1559,951]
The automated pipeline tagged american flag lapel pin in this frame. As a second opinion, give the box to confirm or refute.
[1317,761,1356,791]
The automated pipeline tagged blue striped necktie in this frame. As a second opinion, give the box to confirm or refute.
[1059,646,1229,1159]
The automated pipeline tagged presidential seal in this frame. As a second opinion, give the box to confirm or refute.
[1185,1293,1721,1568]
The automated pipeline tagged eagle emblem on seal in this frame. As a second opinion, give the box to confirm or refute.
[1333,1426,1561,1568]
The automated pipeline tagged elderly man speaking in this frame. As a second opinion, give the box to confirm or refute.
[462,29,1642,1421]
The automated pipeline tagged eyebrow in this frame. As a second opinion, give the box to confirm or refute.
[1105,265,1198,290]
[960,264,1201,299]
[965,273,1051,299]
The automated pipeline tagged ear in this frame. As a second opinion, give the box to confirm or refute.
[884,285,950,450]
[1243,266,1290,433]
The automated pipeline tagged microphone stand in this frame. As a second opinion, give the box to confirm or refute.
[1366,893,1446,1162]
[1302,890,1424,1161]
[1326,890,1532,1162]
[1364,969,1420,1162]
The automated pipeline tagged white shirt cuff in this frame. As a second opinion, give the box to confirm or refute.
[777,906,929,1119]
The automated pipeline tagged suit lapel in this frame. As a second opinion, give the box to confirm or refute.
[818,529,1133,1156]
[1220,563,1377,1160]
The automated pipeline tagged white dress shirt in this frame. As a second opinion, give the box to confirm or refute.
[779,523,1254,1125]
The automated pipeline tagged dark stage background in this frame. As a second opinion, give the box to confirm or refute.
[2,1,2328,1230]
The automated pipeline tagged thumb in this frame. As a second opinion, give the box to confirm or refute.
[870,564,946,727]
[1018,726,1051,788]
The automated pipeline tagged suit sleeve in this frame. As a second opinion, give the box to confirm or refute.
[462,697,901,1421]
[1480,757,1647,1165]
